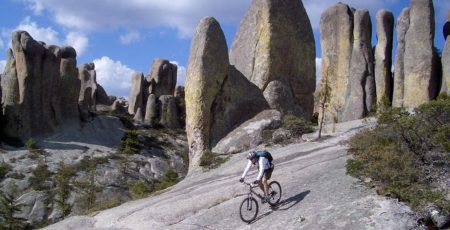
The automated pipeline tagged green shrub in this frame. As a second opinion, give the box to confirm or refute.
[119,130,141,155]
[130,180,150,198]
[25,138,38,151]
[282,115,313,137]
[0,185,28,230]
[154,169,179,191]
[199,151,228,170]
[347,96,450,214]
[29,162,52,191]
[54,162,76,217]
[0,163,12,180]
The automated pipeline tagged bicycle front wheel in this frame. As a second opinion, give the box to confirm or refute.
[239,197,259,223]
[267,181,282,206]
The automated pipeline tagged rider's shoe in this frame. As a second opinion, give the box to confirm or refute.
[261,195,270,204]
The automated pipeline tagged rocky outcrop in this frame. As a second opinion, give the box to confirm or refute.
[128,72,145,115]
[2,31,61,138]
[144,94,157,126]
[212,110,281,154]
[185,17,268,173]
[186,17,230,172]
[78,63,97,119]
[374,10,394,105]
[320,3,376,123]
[60,46,80,119]
[403,0,438,108]
[147,59,177,98]
[393,8,410,107]
[174,86,186,127]
[158,95,179,129]
[342,9,375,121]
[441,11,450,94]
[230,0,315,118]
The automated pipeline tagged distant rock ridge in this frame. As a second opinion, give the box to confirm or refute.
[127,58,182,129]
[0,31,118,140]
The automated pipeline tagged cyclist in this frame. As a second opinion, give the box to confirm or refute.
[239,150,274,203]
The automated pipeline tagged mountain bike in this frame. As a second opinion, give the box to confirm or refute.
[239,180,282,223]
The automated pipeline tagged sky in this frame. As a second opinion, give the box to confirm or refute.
[0,0,448,98]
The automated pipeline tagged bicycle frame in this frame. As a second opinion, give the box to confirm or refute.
[244,182,265,200]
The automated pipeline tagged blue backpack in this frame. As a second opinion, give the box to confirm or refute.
[255,150,273,163]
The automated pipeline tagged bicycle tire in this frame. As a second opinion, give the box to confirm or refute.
[267,181,282,206]
[239,197,259,223]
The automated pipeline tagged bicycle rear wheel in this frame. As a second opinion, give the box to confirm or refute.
[267,181,282,206]
[239,197,259,223]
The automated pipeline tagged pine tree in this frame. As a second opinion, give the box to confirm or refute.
[0,185,27,230]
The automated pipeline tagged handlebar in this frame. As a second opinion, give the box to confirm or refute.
[242,181,258,188]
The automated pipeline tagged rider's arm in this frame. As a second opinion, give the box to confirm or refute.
[241,160,252,178]
[256,157,265,181]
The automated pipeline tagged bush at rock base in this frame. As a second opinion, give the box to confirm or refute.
[347,95,450,216]
[199,151,229,170]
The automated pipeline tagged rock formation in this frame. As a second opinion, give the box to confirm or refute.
[147,59,177,98]
[60,46,80,119]
[374,10,394,106]
[441,11,450,94]
[78,63,97,119]
[0,31,84,139]
[320,3,375,123]
[342,9,375,121]
[144,94,157,126]
[185,17,268,173]
[230,0,315,118]
[158,95,180,129]
[393,8,410,108]
[403,0,438,108]
[128,72,145,115]
[174,86,186,127]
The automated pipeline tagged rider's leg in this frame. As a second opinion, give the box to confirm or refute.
[262,176,269,196]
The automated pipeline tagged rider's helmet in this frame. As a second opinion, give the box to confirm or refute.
[247,151,256,160]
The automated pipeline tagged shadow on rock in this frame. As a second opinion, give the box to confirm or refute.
[248,190,310,224]
[273,190,310,211]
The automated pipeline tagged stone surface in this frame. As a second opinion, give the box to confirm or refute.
[133,107,144,123]
[374,10,394,105]
[403,0,438,108]
[230,0,315,118]
[128,72,145,115]
[78,62,97,118]
[174,86,186,127]
[441,13,450,95]
[147,59,177,98]
[320,3,354,123]
[209,65,269,147]
[342,9,375,121]
[212,110,281,154]
[185,17,229,173]
[17,191,48,224]
[393,8,410,108]
[44,118,422,230]
[144,94,157,126]
[96,84,111,105]
[60,46,80,119]
[158,95,180,129]
[2,31,69,139]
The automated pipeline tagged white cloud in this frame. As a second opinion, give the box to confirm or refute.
[120,31,140,44]
[1,17,89,56]
[15,16,60,45]
[23,0,252,37]
[170,61,186,86]
[315,57,322,80]
[64,32,88,55]
[93,56,135,98]
[0,60,6,73]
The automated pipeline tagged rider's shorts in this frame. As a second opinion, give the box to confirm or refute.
[263,164,274,180]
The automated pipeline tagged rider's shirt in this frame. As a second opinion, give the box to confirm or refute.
[241,157,270,181]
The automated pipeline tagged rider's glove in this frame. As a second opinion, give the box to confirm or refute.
[253,180,260,184]
[239,178,244,183]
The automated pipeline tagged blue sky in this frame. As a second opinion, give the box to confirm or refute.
[0,0,448,98]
